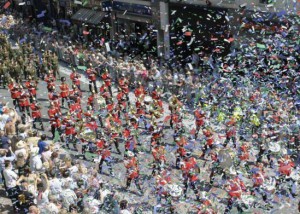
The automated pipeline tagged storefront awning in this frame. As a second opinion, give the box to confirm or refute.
[72,9,107,25]
[86,11,108,25]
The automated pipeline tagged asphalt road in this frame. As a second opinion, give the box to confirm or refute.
[0,63,299,214]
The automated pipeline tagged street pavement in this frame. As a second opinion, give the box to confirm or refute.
[0,63,299,214]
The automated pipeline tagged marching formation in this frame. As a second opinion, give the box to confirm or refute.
[0,12,300,214]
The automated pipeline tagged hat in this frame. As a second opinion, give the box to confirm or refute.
[16,141,26,149]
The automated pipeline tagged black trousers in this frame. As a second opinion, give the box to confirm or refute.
[183,179,199,200]
[126,176,142,191]
[89,80,98,93]
[223,136,236,148]
[98,158,113,174]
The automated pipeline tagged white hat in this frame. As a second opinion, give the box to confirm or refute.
[16,141,26,149]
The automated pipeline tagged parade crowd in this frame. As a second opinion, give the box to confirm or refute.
[0,10,300,214]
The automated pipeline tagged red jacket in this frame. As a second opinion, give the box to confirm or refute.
[124,157,139,179]
[48,107,59,119]
[11,88,21,99]
[19,92,30,107]
[86,68,97,81]
[60,83,69,98]
[70,72,81,86]
[30,103,42,119]
[195,109,205,126]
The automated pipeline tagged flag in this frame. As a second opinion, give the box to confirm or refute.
[83,30,90,35]
[184,31,192,36]
[3,1,11,9]
[256,43,266,49]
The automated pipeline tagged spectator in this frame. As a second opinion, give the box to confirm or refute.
[38,134,48,155]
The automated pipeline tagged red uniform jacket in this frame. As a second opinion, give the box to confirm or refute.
[28,85,37,96]
[65,121,76,135]
[101,73,111,87]
[19,92,30,107]
[11,88,21,99]
[87,94,95,105]
[48,107,59,119]
[195,109,205,127]
[124,157,139,179]
[203,130,214,146]
[70,72,81,86]
[86,68,97,81]
[181,157,198,182]
[30,103,42,119]
[134,87,146,98]
[152,146,166,162]
[60,83,69,98]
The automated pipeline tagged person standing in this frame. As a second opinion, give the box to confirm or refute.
[124,151,143,195]
[30,99,44,130]
[180,152,200,200]
[3,160,19,211]
[86,64,98,93]
[59,77,70,108]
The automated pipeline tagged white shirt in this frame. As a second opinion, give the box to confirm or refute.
[0,153,15,170]
[41,150,52,163]
[49,178,62,196]
[3,168,18,189]
[60,189,77,209]
[36,189,49,207]
[30,155,43,173]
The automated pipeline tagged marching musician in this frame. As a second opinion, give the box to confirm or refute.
[180,152,200,200]
[194,106,206,139]
[96,138,114,176]
[70,68,81,91]
[86,64,98,93]
[124,151,143,195]
[59,77,70,108]
[30,98,44,130]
